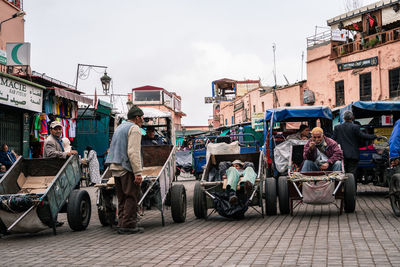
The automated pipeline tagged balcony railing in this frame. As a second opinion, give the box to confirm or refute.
[307,30,332,48]
[331,27,400,59]
[6,0,22,9]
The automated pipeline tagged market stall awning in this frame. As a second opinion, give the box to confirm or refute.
[53,88,93,105]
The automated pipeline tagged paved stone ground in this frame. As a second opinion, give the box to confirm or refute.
[1,177,400,266]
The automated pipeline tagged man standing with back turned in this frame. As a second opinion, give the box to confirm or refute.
[106,105,144,234]
[333,110,380,176]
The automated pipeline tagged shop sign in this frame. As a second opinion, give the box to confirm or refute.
[0,76,43,112]
[6,42,31,66]
[0,50,6,65]
[337,56,378,72]
[251,112,264,132]
[234,101,244,112]
[204,96,228,104]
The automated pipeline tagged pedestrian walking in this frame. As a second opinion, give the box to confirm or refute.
[389,119,400,167]
[84,146,101,185]
[105,105,144,235]
[332,110,380,176]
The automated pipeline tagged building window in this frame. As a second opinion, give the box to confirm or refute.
[134,90,161,101]
[225,119,228,125]
[253,105,256,113]
[389,67,400,98]
[335,80,345,106]
[231,116,234,124]
[285,102,291,107]
[261,102,265,112]
[359,73,371,101]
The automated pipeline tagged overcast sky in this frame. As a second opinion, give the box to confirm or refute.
[23,0,376,125]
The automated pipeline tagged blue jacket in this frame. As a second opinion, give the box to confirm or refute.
[0,150,16,168]
[389,119,400,160]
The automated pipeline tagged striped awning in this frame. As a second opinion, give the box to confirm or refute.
[53,88,93,105]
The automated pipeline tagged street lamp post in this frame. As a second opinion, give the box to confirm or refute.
[0,11,25,33]
[75,63,111,95]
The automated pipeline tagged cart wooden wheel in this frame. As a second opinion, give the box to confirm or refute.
[265,177,277,215]
[193,181,207,218]
[67,189,92,231]
[170,184,187,223]
[390,173,400,217]
[278,176,290,215]
[344,173,356,213]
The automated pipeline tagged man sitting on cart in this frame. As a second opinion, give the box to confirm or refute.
[302,127,343,172]
[222,160,257,205]
[141,126,164,146]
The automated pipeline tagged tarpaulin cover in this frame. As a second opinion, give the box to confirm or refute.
[220,129,230,136]
[265,106,332,122]
[340,101,400,121]
[176,150,192,169]
[274,139,308,174]
[206,141,240,164]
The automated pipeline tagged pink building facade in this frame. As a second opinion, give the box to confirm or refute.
[214,1,400,127]
[0,0,24,73]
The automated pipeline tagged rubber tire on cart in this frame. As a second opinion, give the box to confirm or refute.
[389,173,400,217]
[193,181,207,219]
[97,190,116,227]
[171,184,187,223]
[67,189,92,231]
[344,173,356,213]
[265,177,277,215]
[278,176,290,215]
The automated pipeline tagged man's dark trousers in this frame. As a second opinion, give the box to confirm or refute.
[344,158,359,176]
[115,172,140,228]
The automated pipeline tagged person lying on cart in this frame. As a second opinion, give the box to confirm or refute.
[221,160,257,205]
[301,127,343,172]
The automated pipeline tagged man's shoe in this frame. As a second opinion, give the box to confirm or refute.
[244,181,253,197]
[117,227,144,235]
[55,221,64,227]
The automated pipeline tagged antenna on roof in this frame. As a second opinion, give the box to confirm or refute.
[301,51,304,80]
[283,74,290,85]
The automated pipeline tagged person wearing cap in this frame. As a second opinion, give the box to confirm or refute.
[332,110,381,176]
[141,126,163,146]
[105,105,144,234]
[222,159,257,205]
[43,121,78,159]
[302,127,343,172]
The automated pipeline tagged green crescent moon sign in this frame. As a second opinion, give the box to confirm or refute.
[11,43,24,65]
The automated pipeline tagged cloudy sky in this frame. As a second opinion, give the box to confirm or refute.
[23,0,376,125]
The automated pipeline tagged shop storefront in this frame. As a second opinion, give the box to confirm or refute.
[0,72,45,157]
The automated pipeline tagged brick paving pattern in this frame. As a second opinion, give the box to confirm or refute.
[0,178,400,266]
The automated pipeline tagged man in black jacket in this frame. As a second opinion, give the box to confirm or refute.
[332,110,380,175]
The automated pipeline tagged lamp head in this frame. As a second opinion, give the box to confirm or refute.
[100,71,111,95]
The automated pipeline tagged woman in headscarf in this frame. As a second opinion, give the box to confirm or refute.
[85,146,101,185]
